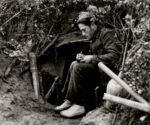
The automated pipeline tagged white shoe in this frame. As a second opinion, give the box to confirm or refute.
[55,100,72,112]
[60,104,86,118]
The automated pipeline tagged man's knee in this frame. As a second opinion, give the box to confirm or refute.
[70,61,78,70]
[70,61,78,67]
[72,62,86,72]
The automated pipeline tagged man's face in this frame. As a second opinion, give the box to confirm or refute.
[78,23,95,40]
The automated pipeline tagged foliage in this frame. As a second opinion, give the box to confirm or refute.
[117,1,150,101]
[3,38,32,62]
[124,41,150,100]
[0,0,87,58]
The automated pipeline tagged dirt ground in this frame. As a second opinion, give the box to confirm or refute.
[0,53,82,125]
[0,74,82,125]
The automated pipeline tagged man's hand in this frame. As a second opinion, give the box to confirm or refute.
[80,55,93,63]
[76,53,85,62]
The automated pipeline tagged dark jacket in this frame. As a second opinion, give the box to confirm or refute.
[91,27,122,67]
[90,27,122,85]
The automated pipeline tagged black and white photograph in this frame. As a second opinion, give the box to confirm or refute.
[0,0,150,124]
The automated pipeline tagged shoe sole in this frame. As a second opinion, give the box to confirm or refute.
[60,111,86,119]
[54,106,72,113]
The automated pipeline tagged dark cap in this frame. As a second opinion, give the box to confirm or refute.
[77,11,93,24]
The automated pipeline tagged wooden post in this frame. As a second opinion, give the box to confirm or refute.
[98,62,149,105]
[103,93,150,113]
[29,52,40,99]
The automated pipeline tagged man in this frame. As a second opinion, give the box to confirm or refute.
[55,11,122,118]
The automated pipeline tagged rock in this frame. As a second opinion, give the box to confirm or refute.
[105,79,128,109]
[79,107,114,125]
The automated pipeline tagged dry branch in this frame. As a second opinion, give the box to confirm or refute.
[45,76,60,101]
[4,58,17,77]
[1,9,23,27]
[39,34,59,57]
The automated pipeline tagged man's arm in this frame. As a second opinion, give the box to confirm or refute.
[91,30,122,65]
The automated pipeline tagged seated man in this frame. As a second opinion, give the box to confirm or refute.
[55,11,122,118]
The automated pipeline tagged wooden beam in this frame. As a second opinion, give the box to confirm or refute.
[98,62,149,105]
[103,93,150,113]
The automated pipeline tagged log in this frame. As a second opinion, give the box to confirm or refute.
[98,62,149,105]
[103,93,150,113]
[29,52,40,99]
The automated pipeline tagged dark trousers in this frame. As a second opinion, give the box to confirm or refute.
[62,61,102,109]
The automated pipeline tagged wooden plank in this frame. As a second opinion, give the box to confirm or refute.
[103,93,150,113]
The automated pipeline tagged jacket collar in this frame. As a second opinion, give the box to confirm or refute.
[92,26,101,42]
